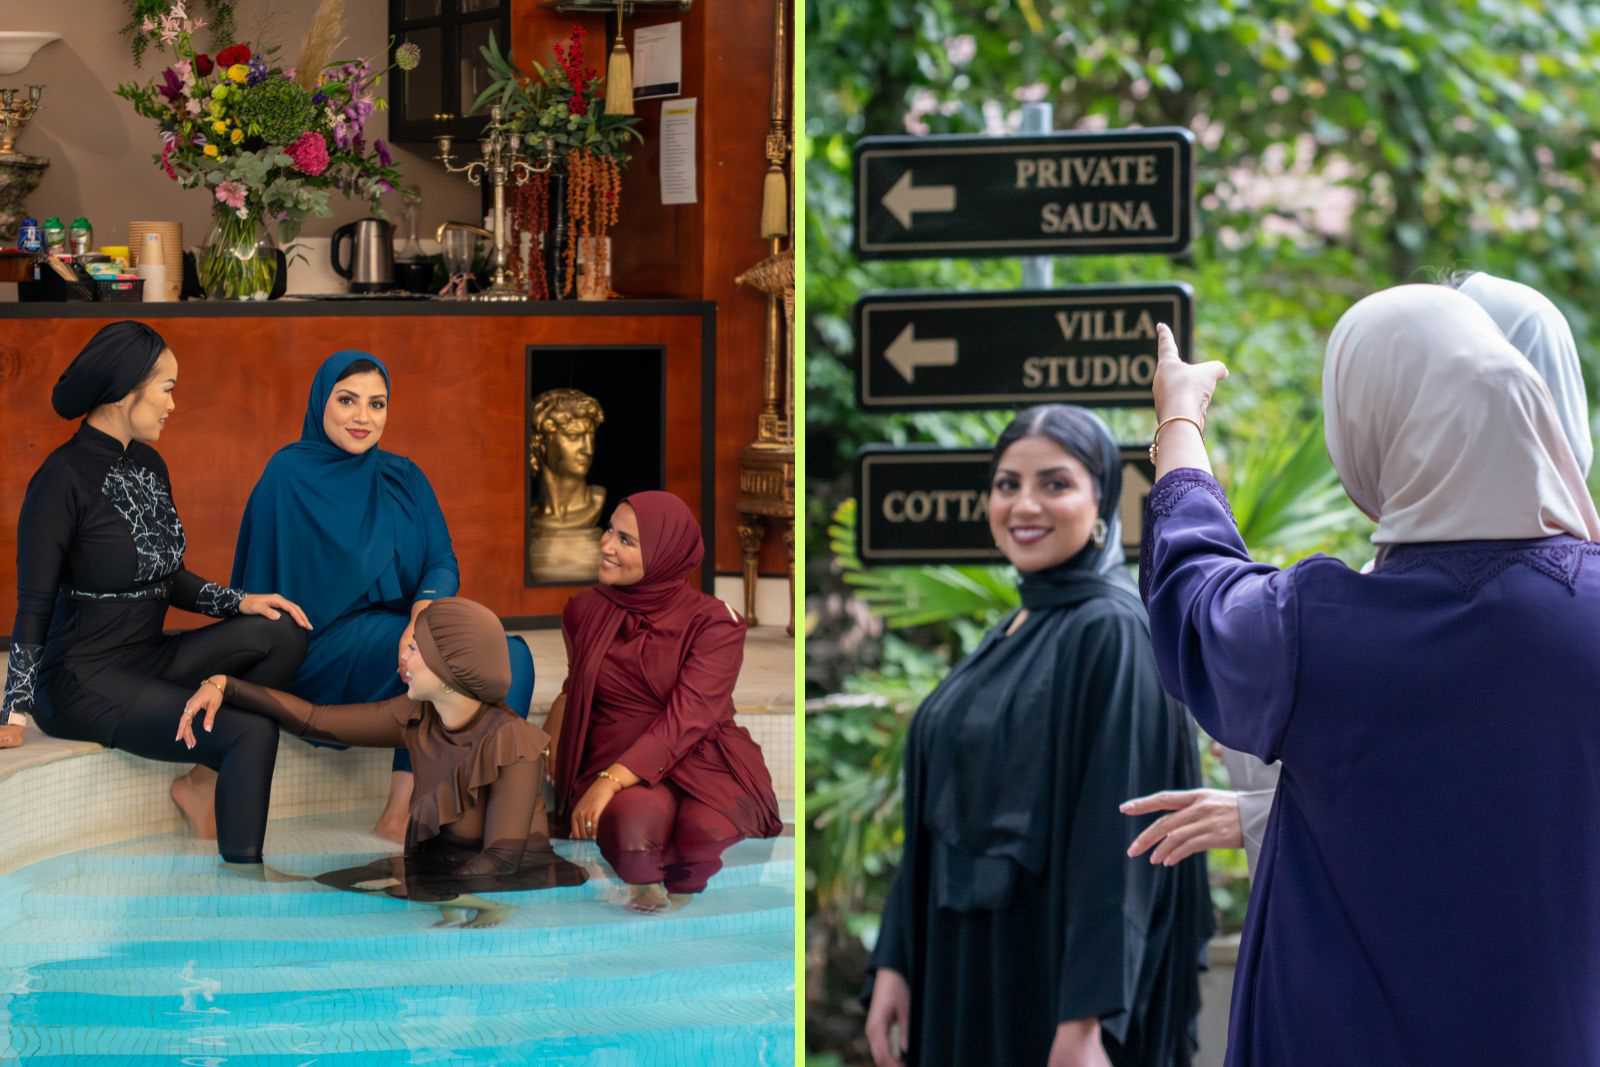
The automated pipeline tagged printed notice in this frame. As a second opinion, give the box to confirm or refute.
[633,23,682,100]
[660,98,698,205]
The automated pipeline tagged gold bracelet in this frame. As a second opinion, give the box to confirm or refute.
[202,677,226,698]
[597,769,626,789]
[1149,415,1204,464]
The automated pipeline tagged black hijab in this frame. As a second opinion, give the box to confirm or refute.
[51,321,167,420]
[921,405,1147,908]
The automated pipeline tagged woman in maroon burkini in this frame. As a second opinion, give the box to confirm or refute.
[547,490,782,913]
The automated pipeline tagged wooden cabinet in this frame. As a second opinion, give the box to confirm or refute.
[387,0,512,146]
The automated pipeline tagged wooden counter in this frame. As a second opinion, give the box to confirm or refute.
[0,300,713,629]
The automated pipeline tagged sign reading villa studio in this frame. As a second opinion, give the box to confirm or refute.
[855,445,1156,566]
[853,127,1194,260]
[855,283,1192,411]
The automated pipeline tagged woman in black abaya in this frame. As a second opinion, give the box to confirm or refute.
[864,405,1212,1067]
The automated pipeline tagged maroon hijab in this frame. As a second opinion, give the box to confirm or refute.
[555,491,707,810]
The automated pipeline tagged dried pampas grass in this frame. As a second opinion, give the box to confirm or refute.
[295,0,347,90]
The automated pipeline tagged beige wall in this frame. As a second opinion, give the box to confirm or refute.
[0,0,478,252]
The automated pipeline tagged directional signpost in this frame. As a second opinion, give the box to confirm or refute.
[849,124,1195,565]
[855,128,1193,260]
[855,283,1192,411]
[856,446,1157,566]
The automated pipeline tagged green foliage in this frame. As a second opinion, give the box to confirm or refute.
[470,30,643,163]
[237,80,317,145]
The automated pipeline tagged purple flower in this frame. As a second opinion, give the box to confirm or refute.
[156,68,184,103]
[247,55,269,86]
[374,139,392,166]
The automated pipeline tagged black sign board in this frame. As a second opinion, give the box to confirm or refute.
[855,283,1192,412]
[855,445,1157,566]
[854,128,1194,260]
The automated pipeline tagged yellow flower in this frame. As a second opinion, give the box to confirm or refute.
[230,128,244,144]
[203,144,219,157]
[212,120,228,135]
[228,64,249,83]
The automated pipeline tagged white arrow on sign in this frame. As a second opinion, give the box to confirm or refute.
[882,170,956,229]
[885,323,959,383]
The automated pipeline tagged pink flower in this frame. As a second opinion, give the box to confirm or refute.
[286,130,330,176]
[215,180,247,209]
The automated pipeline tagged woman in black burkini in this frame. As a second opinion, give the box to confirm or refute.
[1,321,311,869]
[864,405,1212,1067]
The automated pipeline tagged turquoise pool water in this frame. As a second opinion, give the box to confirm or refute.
[0,815,795,1065]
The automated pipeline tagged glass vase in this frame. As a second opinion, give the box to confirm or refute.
[199,204,279,300]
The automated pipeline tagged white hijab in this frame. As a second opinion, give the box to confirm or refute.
[1323,284,1600,548]
[1457,271,1593,477]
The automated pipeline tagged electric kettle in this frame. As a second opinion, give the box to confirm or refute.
[330,217,395,293]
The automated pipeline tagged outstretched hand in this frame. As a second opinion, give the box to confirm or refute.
[1153,322,1229,429]
[1121,788,1243,865]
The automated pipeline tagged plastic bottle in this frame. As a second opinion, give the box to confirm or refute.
[41,216,66,254]
[17,217,41,253]
[68,217,93,256]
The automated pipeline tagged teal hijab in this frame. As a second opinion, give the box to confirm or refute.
[231,351,418,628]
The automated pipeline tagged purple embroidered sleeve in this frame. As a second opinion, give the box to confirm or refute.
[1139,467,1300,762]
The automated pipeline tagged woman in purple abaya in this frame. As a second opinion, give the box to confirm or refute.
[1139,285,1600,1066]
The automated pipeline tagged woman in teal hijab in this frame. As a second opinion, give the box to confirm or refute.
[230,351,534,839]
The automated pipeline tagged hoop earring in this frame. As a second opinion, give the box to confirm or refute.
[1090,518,1108,549]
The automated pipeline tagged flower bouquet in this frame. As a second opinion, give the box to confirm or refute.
[473,26,641,299]
[114,1,417,299]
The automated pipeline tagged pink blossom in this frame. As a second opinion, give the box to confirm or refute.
[286,130,330,176]
[215,180,247,209]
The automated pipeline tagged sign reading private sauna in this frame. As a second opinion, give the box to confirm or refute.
[856,446,1155,566]
[853,128,1194,259]
[855,283,1193,411]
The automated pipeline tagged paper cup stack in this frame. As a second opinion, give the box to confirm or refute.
[128,221,183,302]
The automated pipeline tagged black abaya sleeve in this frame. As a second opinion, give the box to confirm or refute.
[1054,607,1199,1035]
[866,707,924,996]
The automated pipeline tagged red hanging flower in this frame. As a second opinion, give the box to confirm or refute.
[194,53,214,76]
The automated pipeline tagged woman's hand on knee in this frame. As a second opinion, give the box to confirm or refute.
[1120,788,1242,864]
[865,967,911,1067]
[177,676,226,749]
[570,775,624,840]
[240,593,313,630]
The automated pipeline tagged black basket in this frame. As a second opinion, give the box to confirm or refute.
[93,276,145,302]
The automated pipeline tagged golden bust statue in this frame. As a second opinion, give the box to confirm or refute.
[527,388,606,582]
[529,388,606,528]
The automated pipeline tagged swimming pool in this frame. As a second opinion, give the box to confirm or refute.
[0,814,795,1065]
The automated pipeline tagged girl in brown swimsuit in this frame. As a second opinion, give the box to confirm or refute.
[178,597,585,925]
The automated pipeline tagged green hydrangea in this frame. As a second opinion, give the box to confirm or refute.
[237,78,318,146]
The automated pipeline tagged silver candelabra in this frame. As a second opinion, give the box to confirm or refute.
[433,105,552,302]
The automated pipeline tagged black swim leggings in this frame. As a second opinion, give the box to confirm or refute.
[105,614,307,864]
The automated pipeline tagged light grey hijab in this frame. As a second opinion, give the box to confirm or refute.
[1457,271,1593,476]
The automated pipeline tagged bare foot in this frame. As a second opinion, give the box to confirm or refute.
[432,906,469,927]
[625,883,670,914]
[667,892,695,910]
[373,770,414,843]
[171,765,218,840]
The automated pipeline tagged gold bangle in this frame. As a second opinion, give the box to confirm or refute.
[202,677,226,698]
[1149,415,1204,464]
[597,769,626,789]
